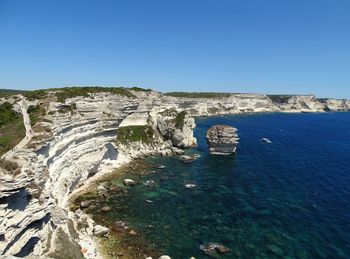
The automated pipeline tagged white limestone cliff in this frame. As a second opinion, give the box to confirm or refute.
[0,89,349,258]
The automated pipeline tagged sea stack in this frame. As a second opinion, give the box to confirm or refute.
[206,125,239,154]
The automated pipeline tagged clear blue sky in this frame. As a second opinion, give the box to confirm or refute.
[0,0,349,98]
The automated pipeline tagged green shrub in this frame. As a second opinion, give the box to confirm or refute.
[174,111,187,129]
[0,102,20,126]
[159,108,178,117]
[0,89,28,97]
[24,90,48,101]
[54,87,136,102]
[57,104,75,114]
[129,86,152,92]
[0,158,20,174]
[28,105,46,126]
[116,125,155,144]
[164,92,232,98]
[0,102,25,155]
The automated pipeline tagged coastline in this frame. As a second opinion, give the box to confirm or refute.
[1,89,350,258]
[68,110,350,259]
[67,147,185,259]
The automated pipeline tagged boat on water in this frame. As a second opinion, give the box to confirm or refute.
[260,137,272,144]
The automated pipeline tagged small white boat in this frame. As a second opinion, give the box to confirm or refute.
[260,138,272,144]
[179,155,198,163]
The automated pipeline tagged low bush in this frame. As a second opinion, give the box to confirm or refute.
[116,125,155,144]
[164,92,232,98]
[159,108,178,117]
[54,87,136,102]
[0,102,25,155]
[27,104,46,126]
[24,90,48,101]
[0,158,20,174]
[174,111,187,129]
[0,102,20,126]
[0,89,28,97]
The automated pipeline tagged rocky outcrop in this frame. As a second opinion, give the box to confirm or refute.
[152,109,197,148]
[206,125,239,154]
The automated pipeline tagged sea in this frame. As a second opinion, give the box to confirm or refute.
[89,112,350,258]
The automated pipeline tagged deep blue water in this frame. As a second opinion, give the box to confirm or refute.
[99,113,350,258]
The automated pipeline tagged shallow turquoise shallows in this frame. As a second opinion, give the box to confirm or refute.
[104,113,350,258]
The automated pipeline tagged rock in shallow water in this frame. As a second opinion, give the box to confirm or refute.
[206,124,239,154]
[94,224,109,236]
[185,183,196,189]
[123,178,136,186]
[80,200,92,208]
[101,205,112,212]
[179,155,198,163]
[200,243,231,256]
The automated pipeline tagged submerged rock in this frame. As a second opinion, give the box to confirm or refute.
[206,125,239,154]
[101,205,112,212]
[97,184,108,195]
[129,229,137,235]
[123,178,136,186]
[185,183,196,189]
[80,200,92,208]
[94,225,109,236]
[179,155,197,163]
[143,180,156,187]
[200,243,231,256]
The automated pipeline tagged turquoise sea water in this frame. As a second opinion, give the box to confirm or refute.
[97,113,350,258]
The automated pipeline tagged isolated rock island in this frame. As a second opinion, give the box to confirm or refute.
[206,125,239,154]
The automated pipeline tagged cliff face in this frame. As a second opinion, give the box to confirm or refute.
[0,93,137,257]
[152,108,197,148]
[0,89,349,258]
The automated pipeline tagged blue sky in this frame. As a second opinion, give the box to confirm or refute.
[0,0,349,98]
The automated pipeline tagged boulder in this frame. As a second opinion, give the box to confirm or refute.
[143,180,155,187]
[200,243,231,256]
[129,229,137,235]
[80,200,92,208]
[94,224,109,236]
[94,225,109,236]
[123,178,136,186]
[97,185,108,195]
[101,205,112,212]
[206,125,239,154]
[179,155,197,163]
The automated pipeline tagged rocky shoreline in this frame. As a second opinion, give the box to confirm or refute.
[1,88,350,258]
[68,160,174,259]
